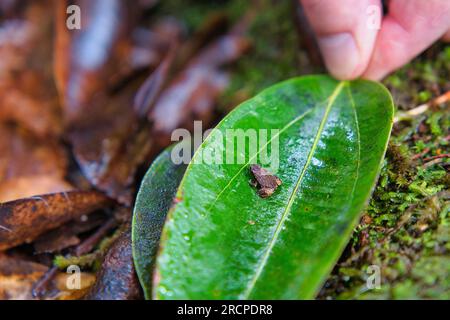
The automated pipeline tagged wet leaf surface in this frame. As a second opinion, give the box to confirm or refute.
[154,75,394,299]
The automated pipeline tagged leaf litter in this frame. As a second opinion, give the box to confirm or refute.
[0,0,250,299]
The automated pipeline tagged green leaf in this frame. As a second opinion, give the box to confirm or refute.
[155,75,394,299]
[132,145,188,299]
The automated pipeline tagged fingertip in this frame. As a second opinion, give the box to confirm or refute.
[300,0,381,80]
[317,32,362,80]
[360,69,385,81]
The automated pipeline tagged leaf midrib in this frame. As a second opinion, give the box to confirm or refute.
[206,107,315,212]
[206,88,339,212]
[241,81,346,299]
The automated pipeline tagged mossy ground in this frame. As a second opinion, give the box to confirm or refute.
[156,0,449,299]
[320,46,450,300]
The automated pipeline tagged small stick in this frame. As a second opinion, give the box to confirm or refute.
[423,153,450,162]
[423,158,446,168]
[32,266,59,299]
[394,90,450,123]
[0,224,11,232]
[74,218,117,256]
[32,218,117,299]
[411,147,430,160]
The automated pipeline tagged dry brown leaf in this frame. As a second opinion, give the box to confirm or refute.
[0,0,62,137]
[33,212,107,254]
[54,0,135,122]
[149,33,250,147]
[0,254,95,300]
[68,89,152,205]
[0,125,67,180]
[54,0,174,123]
[0,190,111,251]
[85,224,142,300]
[54,272,96,300]
[54,1,172,204]
[0,125,70,202]
[0,254,48,300]
[0,175,73,203]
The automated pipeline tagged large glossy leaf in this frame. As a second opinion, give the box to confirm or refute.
[154,75,394,299]
[132,145,188,299]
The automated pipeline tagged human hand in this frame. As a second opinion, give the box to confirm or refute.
[300,0,450,80]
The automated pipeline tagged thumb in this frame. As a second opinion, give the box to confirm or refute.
[300,0,381,80]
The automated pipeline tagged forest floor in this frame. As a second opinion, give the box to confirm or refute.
[0,0,447,300]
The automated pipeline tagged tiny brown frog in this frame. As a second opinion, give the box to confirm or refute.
[249,164,282,198]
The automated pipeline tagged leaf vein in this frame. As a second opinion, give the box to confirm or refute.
[241,81,346,299]
[206,106,316,212]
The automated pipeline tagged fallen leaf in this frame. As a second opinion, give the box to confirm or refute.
[0,190,111,251]
[67,89,153,205]
[0,254,48,300]
[0,175,73,204]
[0,1,62,137]
[55,0,162,204]
[133,45,178,117]
[149,32,250,147]
[54,272,96,300]
[54,0,174,123]
[86,224,142,300]
[0,125,67,180]
[0,125,70,202]
[54,0,135,122]
[249,164,282,198]
[33,212,107,254]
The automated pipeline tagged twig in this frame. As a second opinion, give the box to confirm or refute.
[423,158,447,168]
[31,266,58,299]
[0,224,11,232]
[339,192,446,267]
[423,153,450,162]
[74,218,117,256]
[394,90,450,123]
[32,218,117,299]
[411,147,430,160]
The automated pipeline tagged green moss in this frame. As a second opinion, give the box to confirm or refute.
[154,0,234,32]
[54,227,123,271]
[317,38,450,299]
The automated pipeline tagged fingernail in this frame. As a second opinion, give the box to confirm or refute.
[317,32,360,80]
